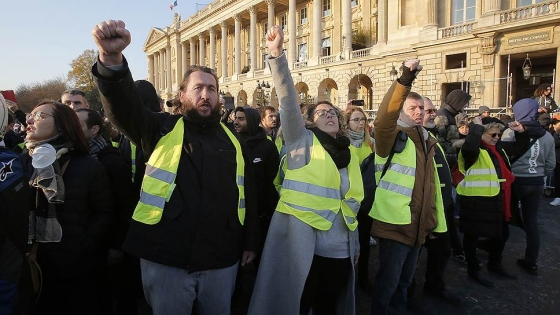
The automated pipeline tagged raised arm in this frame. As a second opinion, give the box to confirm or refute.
[266,26,306,145]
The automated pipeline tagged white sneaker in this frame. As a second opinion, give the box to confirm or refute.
[369,237,377,246]
[549,198,560,206]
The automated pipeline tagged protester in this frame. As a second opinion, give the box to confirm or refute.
[249,26,364,315]
[502,98,555,276]
[60,89,89,109]
[21,101,114,314]
[457,116,518,288]
[532,84,557,127]
[260,105,278,140]
[478,106,491,118]
[369,61,447,314]
[91,19,259,314]
[549,118,560,206]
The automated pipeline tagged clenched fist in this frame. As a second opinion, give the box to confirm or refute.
[91,20,131,66]
[266,26,283,58]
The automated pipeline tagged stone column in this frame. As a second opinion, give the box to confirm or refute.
[176,39,183,88]
[249,6,257,72]
[342,0,352,54]
[378,0,388,43]
[199,33,205,66]
[181,42,188,77]
[426,0,438,26]
[234,13,241,75]
[266,0,275,29]
[189,38,196,66]
[288,0,297,67]
[148,54,155,85]
[159,50,164,89]
[209,28,216,70]
[221,21,228,78]
[166,45,172,94]
[312,0,322,59]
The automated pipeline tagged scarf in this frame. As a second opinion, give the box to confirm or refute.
[89,135,109,158]
[309,127,351,169]
[482,142,515,221]
[26,134,72,243]
[348,129,365,148]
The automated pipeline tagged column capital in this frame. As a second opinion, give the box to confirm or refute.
[248,5,256,14]
[265,0,275,6]
[209,27,215,35]
[220,21,227,29]
[189,37,195,44]
[198,33,205,40]
[233,13,241,21]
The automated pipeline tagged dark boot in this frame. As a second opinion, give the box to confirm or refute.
[468,270,495,288]
[487,263,517,279]
[517,258,538,276]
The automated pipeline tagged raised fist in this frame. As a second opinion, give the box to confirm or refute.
[91,20,131,66]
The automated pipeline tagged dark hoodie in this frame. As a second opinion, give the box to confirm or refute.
[437,89,472,126]
[234,107,280,224]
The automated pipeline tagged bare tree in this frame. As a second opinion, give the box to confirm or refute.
[15,77,69,113]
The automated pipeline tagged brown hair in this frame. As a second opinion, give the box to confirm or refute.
[534,84,552,97]
[179,65,219,92]
[35,100,89,154]
[75,108,111,142]
[303,101,345,137]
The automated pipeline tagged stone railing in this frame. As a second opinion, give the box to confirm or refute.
[238,73,247,80]
[319,55,338,65]
[293,61,308,69]
[351,47,374,59]
[223,77,232,83]
[439,21,477,38]
[499,0,558,23]
[254,69,265,77]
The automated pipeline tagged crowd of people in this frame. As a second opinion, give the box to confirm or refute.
[0,21,557,315]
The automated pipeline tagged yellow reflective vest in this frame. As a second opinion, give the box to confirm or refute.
[370,137,446,233]
[456,149,505,197]
[132,118,246,225]
[112,140,137,183]
[276,135,364,231]
[350,141,372,165]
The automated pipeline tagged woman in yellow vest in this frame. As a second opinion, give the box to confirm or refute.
[342,104,375,293]
[457,116,519,288]
[249,27,364,315]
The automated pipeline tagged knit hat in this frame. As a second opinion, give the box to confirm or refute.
[478,105,490,114]
[481,117,504,126]
[455,112,469,127]
[445,90,472,112]
[513,98,539,122]
[135,80,162,113]
[0,94,8,140]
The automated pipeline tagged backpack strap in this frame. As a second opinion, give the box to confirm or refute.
[380,130,408,179]
[510,137,539,165]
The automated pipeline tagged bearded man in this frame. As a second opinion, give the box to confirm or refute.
[91,19,259,314]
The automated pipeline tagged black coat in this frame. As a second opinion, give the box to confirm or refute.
[21,151,115,279]
[458,124,508,239]
[93,58,260,272]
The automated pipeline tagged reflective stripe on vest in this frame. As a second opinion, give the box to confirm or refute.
[456,149,503,197]
[132,118,245,225]
[276,135,364,231]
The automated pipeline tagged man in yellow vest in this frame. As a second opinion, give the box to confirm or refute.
[91,20,259,314]
[370,60,447,314]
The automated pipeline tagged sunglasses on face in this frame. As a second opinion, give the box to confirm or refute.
[26,111,53,122]
[314,109,338,118]
[487,133,501,138]
[349,117,367,123]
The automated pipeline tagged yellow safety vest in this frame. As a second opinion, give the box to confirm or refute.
[132,118,246,225]
[456,149,505,197]
[350,141,372,165]
[276,135,364,231]
[369,137,446,233]
[113,140,137,183]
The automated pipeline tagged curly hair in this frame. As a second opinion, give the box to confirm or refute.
[534,83,552,97]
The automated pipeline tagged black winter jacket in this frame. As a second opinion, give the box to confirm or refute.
[93,58,260,272]
[21,151,115,279]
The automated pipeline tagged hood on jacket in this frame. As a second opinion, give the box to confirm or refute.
[234,106,261,137]
[455,112,469,127]
[513,98,539,123]
[445,90,471,113]
[135,80,161,113]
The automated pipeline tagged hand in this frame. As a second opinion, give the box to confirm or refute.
[472,116,483,125]
[266,26,284,58]
[241,250,256,266]
[6,100,18,112]
[91,20,131,66]
[403,59,423,73]
[508,120,524,132]
[538,107,547,113]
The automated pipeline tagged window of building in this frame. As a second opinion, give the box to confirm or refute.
[263,22,268,36]
[300,6,308,24]
[517,0,547,6]
[351,0,358,7]
[446,53,467,69]
[451,0,476,25]
[321,38,331,56]
[281,14,287,31]
[298,43,308,61]
[323,0,331,17]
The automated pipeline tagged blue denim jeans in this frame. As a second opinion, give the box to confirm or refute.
[371,238,420,315]
[512,183,543,264]
[141,259,239,315]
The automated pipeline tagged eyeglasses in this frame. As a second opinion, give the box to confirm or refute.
[314,109,338,118]
[26,111,53,122]
[349,117,367,123]
[426,109,437,114]
[487,133,502,138]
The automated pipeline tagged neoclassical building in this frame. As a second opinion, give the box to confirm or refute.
[144,0,560,116]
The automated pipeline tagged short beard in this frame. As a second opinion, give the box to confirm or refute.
[424,122,436,129]
[181,101,222,126]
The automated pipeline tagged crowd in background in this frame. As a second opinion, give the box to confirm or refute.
[1,22,558,315]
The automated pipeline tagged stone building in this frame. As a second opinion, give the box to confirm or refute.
[144,0,560,117]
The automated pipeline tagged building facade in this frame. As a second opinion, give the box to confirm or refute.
[144,0,560,116]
